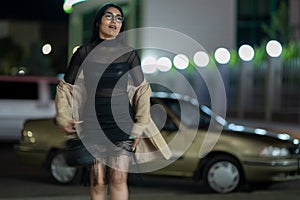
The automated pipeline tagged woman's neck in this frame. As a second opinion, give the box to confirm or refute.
[99,34,116,41]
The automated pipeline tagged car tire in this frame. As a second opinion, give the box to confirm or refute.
[47,150,82,184]
[202,155,243,193]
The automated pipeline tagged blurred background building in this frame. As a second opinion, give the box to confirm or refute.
[0,0,68,76]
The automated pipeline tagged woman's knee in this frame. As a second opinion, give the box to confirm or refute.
[90,163,107,191]
[110,171,127,185]
[91,178,107,193]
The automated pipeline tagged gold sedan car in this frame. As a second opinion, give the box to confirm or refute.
[14,92,300,193]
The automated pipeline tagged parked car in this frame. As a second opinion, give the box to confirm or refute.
[14,92,300,193]
[0,75,58,142]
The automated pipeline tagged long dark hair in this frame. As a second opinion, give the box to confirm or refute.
[89,3,125,43]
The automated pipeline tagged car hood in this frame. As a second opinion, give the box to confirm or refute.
[199,105,299,145]
[221,121,300,145]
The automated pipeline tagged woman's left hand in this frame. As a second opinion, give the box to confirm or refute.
[132,136,140,152]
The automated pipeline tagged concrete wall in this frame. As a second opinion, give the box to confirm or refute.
[141,0,236,53]
[70,0,236,56]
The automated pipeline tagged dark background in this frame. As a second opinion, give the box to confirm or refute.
[0,0,69,75]
[0,0,67,21]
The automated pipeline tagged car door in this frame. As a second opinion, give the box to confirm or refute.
[150,98,199,174]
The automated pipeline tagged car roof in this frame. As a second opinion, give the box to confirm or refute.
[151,92,199,107]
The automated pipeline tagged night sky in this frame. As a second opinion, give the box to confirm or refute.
[0,0,68,21]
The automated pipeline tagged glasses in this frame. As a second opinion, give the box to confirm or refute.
[104,12,124,23]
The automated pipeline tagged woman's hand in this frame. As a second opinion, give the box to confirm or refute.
[131,135,140,152]
[63,120,76,134]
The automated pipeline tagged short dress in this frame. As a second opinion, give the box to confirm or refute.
[64,37,144,163]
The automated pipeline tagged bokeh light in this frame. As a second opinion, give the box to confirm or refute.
[266,40,282,57]
[63,0,87,14]
[173,54,189,70]
[72,46,80,53]
[238,44,254,61]
[214,47,230,64]
[141,56,157,74]
[42,44,52,55]
[193,51,209,67]
[157,57,172,72]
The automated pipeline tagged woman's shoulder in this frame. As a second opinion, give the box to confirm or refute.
[73,42,99,60]
[77,42,98,53]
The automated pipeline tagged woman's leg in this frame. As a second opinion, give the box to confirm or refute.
[108,155,131,200]
[90,162,107,200]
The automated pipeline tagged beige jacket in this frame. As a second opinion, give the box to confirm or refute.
[55,78,172,163]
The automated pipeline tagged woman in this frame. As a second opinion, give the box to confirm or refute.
[55,3,172,200]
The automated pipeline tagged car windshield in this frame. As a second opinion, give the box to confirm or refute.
[163,99,199,128]
[160,98,227,129]
[200,105,227,126]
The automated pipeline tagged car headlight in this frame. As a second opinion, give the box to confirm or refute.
[259,146,290,157]
[22,130,36,143]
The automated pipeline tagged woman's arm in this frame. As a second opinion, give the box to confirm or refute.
[130,82,152,137]
[55,46,88,133]
[55,79,75,133]
[127,50,152,137]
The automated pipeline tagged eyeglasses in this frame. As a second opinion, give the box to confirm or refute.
[104,12,124,23]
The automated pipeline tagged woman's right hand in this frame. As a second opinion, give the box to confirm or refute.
[63,120,76,134]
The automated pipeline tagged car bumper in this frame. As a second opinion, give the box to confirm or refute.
[14,144,48,166]
[243,157,300,182]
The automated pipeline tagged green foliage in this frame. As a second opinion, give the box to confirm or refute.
[228,49,239,67]
[252,45,266,66]
[261,1,291,45]
[281,41,300,60]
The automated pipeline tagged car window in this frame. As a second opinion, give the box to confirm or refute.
[49,83,58,100]
[0,81,38,100]
[163,115,178,131]
[199,114,210,129]
[150,106,178,131]
[161,99,200,128]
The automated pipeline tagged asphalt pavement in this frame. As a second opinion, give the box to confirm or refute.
[1,189,300,200]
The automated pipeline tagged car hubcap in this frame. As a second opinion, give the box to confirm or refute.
[207,161,240,193]
[51,153,77,183]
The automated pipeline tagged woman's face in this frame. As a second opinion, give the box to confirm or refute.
[98,7,123,40]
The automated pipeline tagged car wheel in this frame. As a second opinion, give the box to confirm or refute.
[47,150,81,184]
[202,155,243,193]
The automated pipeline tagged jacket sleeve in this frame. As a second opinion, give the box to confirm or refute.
[130,82,173,161]
[130,82,152,137]
[55,44,90,127]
